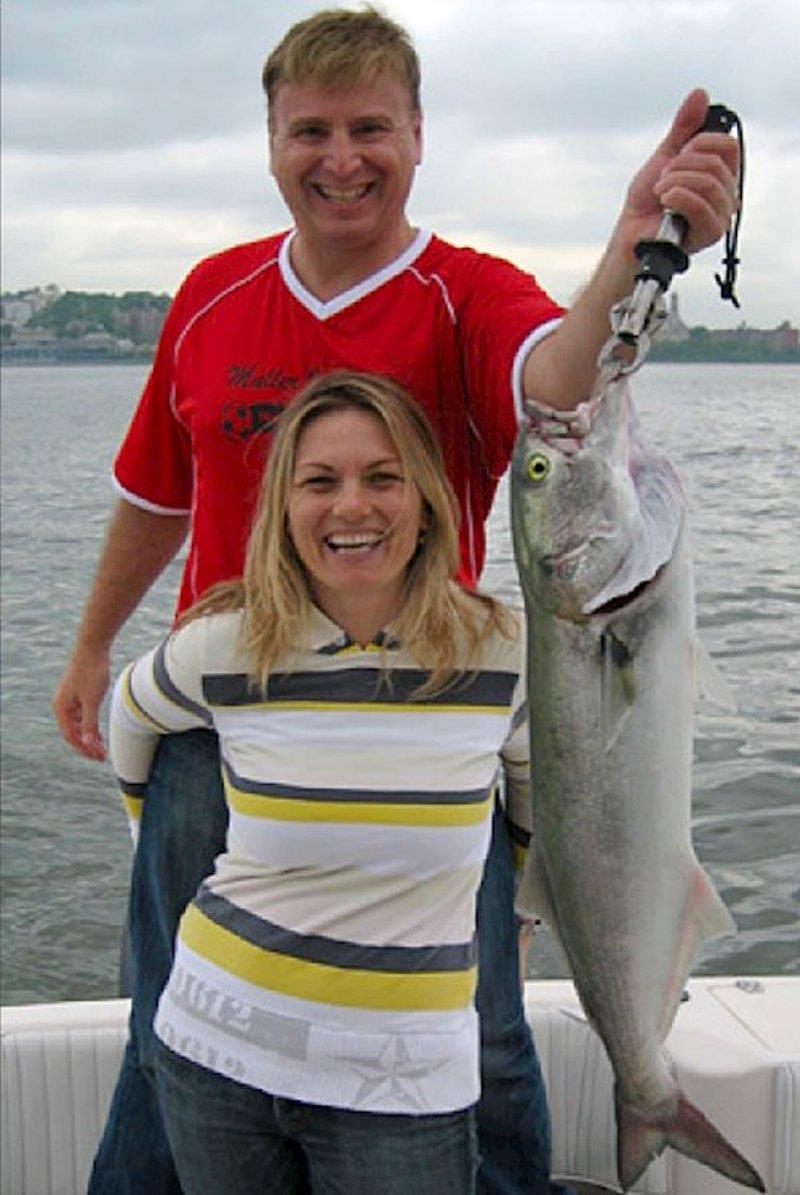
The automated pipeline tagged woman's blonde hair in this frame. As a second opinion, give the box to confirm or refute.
[185,371,514,694]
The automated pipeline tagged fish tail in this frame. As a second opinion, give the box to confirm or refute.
[615,1086,765,1192]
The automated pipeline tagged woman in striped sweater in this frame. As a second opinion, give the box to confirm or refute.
[110,370,532,1194]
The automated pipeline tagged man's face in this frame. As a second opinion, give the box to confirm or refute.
[269,72,422,260]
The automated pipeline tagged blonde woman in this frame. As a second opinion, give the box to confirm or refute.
[110,372,532,1195]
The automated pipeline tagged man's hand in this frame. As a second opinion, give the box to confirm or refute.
[53,645,110,761]
[618,88,740,258]
[51,499,189,762]
[524,88,740,413]
[518,920,534,991]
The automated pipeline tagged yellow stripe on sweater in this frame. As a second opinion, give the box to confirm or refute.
[211,700,508,716]
[121,793,144,824]
[225,782,493,827]
[180,904,476,1012]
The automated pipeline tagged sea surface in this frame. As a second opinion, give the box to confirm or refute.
[1,362,798,1004]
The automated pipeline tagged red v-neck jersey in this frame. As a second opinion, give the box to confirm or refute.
[114,229,564,615]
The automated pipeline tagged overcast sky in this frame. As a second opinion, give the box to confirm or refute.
[2,0,798,328]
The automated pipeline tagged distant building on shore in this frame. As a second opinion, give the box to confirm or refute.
[659,293,691,342]
[706,319,799,353]
[1,285,61,329]
[659,291,799,350]
[1,285,168,363]
[653,292,799,361]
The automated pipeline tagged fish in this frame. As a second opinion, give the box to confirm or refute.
[510,377,764,1192]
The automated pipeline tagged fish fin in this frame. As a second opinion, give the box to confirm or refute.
[601,630,636,751]
[693,639,737,711]
[616,1085,765,1192]
[689,864,736,944]
[658,867,736,1041]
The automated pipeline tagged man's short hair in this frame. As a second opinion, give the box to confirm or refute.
[262,6,421,115]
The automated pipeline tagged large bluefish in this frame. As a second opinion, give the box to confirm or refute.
[511,378,764,1192]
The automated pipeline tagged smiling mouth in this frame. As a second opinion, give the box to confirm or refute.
[324,532,385,553]
[313,183,373,205]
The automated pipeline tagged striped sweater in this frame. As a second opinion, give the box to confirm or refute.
[110,601,532,1114]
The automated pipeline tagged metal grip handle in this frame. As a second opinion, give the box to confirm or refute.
[701,103,737,135]
[617,101,739,343]
[601,99,742,372]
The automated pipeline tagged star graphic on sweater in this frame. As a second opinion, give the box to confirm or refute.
[342,1037,449,1111]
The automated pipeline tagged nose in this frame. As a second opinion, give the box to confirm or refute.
[325,128,361,176]
[332,478,370,519]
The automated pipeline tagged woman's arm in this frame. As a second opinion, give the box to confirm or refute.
[109,623,215,840]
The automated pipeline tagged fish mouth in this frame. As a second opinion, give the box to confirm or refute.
[584,560,668,616]
[588,575,653,615]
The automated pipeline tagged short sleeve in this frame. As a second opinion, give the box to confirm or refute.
[112,275,200,513]
[454,251,564,482]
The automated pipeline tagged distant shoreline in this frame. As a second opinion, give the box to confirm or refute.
[3,353,799,369]
[648,345,800,365]
[6,287,796,367]
[0,355,153,367]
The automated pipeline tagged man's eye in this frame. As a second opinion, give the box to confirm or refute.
[294,125,326,142]
[354,121,391,140]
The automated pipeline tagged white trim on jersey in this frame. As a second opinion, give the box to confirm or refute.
[511,316,564,424]
[111,475,192,516]
[278,229,434,321]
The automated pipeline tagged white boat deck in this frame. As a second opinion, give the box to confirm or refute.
[2,977,798,1194]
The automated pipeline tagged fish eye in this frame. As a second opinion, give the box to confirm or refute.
[526,452,551,483]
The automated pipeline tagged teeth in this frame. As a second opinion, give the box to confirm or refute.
[317,184,370,204]
[326,533,383,550]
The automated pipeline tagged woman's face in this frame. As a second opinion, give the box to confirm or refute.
[286,407,425,628]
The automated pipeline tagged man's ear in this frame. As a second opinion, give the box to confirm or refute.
[413,109,423,167]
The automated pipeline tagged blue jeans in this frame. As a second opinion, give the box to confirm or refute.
[89,731,227,1195]
[154,1039,478,1194]
[89,730,569,1194]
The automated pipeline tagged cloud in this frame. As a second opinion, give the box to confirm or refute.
[419,0,800,135]
[2,0,798,327]
[6,1,797,152]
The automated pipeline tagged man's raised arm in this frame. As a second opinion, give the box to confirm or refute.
[524,89,740,412]
[53,500,189,761]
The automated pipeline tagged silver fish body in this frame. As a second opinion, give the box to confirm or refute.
[511,379,763,1192]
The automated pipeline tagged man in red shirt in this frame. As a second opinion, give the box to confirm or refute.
[111,229,563,614]
[54,9,738,1194]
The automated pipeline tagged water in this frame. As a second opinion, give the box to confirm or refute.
[1,363,798,1004]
